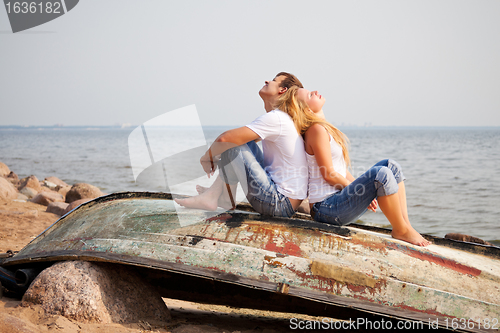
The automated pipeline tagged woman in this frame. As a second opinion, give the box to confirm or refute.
[295,87,431,246]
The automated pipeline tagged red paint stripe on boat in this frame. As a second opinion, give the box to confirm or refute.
[387,243,481,276]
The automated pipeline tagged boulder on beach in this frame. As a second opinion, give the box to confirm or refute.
[5,171,19,186]
[46,201,70,216]
[31,191,65,206]
[63,198,91,215]
[445,233,493,246]
[18,175,42,193]
[20,186,38,199]
[56,185,72,197]
[0,177,18,200]
[42,180,58,190]
[0,161,10,177]
[17,193,29,201]
[44,176,70,188]
[65,183,104,203]
[21,261,171,324]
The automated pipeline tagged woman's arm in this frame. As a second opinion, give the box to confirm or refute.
[346,170,355,183]
[305,124,350,190]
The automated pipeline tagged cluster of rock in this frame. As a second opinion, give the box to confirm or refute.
[0,161,104,216]
[1,161,173,325]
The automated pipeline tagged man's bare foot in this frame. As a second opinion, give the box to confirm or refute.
[391,226,432,247]
[174,193,219,211]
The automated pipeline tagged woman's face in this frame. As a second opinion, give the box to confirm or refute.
[297,88,325,113]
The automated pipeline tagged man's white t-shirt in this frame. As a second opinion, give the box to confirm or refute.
[245,110,308,200]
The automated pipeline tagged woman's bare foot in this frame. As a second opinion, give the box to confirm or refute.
[391,226,432,247]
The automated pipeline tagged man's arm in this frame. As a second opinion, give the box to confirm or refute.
[201,126,260,175]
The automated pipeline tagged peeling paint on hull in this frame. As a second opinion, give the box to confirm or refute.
[2,192,499,331]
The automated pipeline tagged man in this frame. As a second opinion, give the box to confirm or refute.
[175,72,307,217]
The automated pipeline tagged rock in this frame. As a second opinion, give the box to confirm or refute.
[0,177,18,200]
[65,183,103,203]
[56,185,72,198]
[0,162,10,177]
[63,198,91,215]
[30,191,64,206]
[16,193,29,201]
[18,175,42,193]
[20,187,38,199]
[44,176,70,188]
[445,233,493,246]
[21,261,171,324]
[42,180,58,190]
[46,201,70,216]
[5,171,19,186]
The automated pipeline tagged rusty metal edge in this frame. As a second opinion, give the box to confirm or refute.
[0,250,480,332]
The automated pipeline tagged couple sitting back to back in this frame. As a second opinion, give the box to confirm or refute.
[175,72,431,247]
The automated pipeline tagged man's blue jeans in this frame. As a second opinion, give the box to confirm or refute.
[219,141,295,217]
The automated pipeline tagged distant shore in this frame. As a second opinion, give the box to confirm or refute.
[2,125,500,131]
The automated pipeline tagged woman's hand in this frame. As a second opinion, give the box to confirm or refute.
[368,199,378,212]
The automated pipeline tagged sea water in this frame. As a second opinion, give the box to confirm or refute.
[1,126,499,245]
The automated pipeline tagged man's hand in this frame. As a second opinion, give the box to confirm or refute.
[200,151,217,177]
[200,126,260,178]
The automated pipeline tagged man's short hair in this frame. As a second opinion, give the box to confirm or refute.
[276,72,303,89]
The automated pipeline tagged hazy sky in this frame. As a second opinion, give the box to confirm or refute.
[1,0,499,127]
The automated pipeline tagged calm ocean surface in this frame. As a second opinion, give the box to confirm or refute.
[1,126,499,245]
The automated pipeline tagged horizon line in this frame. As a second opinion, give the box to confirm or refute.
[1,124,500,130]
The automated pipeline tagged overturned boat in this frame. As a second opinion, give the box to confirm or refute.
[1,192,499,331]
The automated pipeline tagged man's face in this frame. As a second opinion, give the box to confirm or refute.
[259,75,286,99]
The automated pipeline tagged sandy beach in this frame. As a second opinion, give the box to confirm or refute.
[0,165,332,333]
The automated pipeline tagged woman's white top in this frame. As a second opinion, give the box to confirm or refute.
[306,133,347,203]
[246,109,308,200]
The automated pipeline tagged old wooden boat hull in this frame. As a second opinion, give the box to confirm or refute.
[1,192,499,331]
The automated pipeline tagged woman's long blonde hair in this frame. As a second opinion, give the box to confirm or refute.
[275,86,351,166]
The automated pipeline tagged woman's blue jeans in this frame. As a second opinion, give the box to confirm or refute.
[218,141,295,218]
[311,159,405,225]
